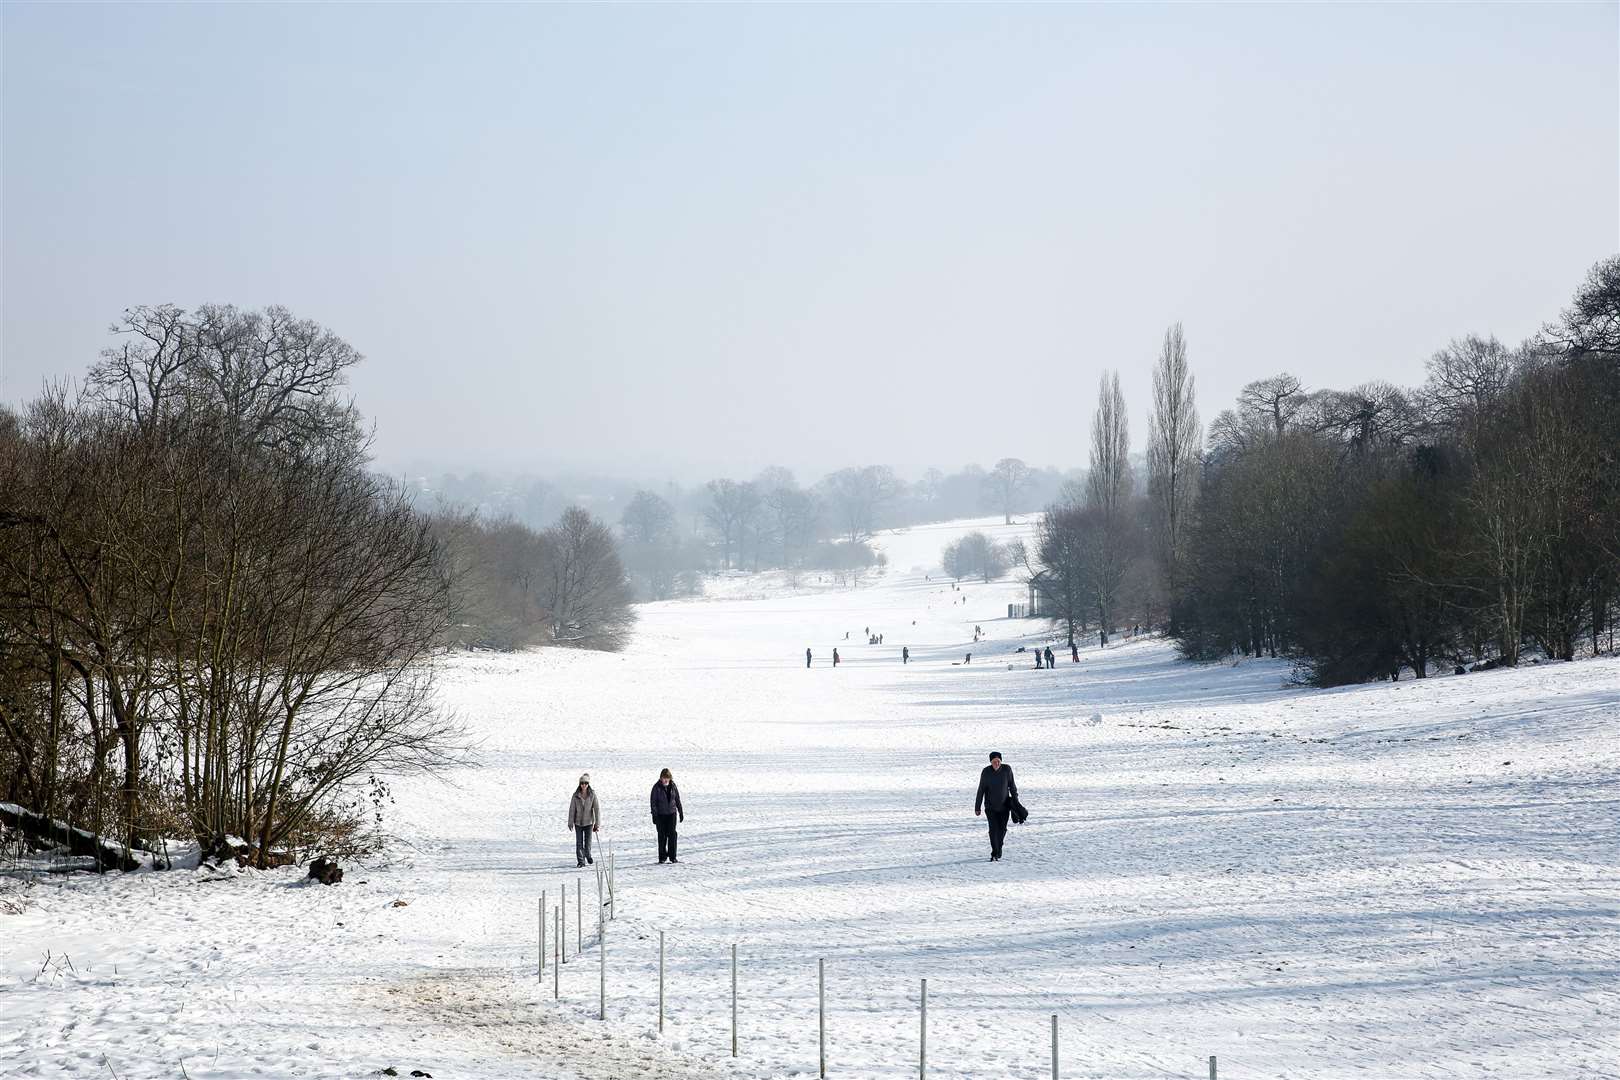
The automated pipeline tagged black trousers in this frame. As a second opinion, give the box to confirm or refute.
[655,813,679,862]
[986,808,1010,857]
[575,826,593,864]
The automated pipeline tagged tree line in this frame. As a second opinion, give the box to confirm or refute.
[612,459,1068,599]
[0,305,633,865]
[1031,257,1618,684]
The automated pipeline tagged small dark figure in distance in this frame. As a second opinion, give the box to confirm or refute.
[833,648,840,667]
[965,652,972,664]
[650,768,684,863]
[902,646,910,664]
[806,647,813,668]
[1071,643,1079,663]
[1044,646,1055,669]
[974,752,1019,861]
[1035,649,1043,669]
[569,773,600,868]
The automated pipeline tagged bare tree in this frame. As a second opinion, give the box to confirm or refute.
[1423,336,1514,428]
[821,465,901,542]
[1036,503,1093,647]
[1087,371,1135,642]
[1146,323,1201,632]
[540,507,636,650]
[1237,373,1306,437]
[942,532,1010,583]
[704,479,758,569]
[984,458,1033,525]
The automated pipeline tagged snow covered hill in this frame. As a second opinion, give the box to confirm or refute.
[4,516,1617,1079]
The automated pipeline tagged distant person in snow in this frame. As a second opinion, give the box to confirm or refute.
[806,647,812,668]
[964,651,972,664]
[650,768,685,863]
[568,774,600,868]
[1044,646,1055,669]
[974,752,1019,862]
[902,646,909,664]
[833,648,841,666]
[1071,642,1079,663]
[1034,649,1043,669]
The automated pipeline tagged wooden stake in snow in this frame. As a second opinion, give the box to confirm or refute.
[731,943,739,1057]
[818,958,826,1078]
[658,930,665,1033]
[919,978,927,1080]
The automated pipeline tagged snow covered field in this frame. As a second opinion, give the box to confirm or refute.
[4,515,1618,1079]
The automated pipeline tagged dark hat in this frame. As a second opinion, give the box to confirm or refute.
[988,751,1002,761]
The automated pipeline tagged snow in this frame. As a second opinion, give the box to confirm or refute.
[4,515,1618,1079]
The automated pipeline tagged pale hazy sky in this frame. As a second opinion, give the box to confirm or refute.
[3,3,1615,481]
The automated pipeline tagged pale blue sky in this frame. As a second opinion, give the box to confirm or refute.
[3,3,1615,480]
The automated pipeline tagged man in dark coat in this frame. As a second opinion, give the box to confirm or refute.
[974,752,1018,861]
[650,768,685,863]
[806,647,812,668]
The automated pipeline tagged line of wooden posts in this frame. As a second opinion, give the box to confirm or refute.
[533,848,1219,1080]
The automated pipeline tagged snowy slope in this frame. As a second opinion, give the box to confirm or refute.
[3,516,1617,1080]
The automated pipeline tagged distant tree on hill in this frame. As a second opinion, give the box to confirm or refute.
[704,479,759,569]
[822,465,901,542]
[540,507,635,650]
[943,531,1011,583]
[984,457,1033,525]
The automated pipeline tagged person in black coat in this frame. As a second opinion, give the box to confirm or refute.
[650,768,685,863]
[974,751,1018,861]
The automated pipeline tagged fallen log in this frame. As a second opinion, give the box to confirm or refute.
[0,802,142,872]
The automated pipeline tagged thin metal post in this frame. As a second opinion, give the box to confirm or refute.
[1209,1055,1217,1080]
[577,877,583,949]
[818,958,826,1078]
[658,930,665,1033]
[598,901,606,1020]
[596,865,604,943]
[561,884,568,963]
[539,892,546,979]
[1051,1014,1058,1080]
[731,944,739,1057]
[919,978,927,1080]
[553,908,559,999]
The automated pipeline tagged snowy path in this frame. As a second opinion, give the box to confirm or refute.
[4,516,1618,1078]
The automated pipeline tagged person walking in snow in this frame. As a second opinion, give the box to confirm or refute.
[650,768,685,863]
[1044,646,1055,669]
[806,647,812,668]
[1071,642,1079,663]
[902,646,910,664]
[833,648,840,667]
[974,752,1019,862]
[568,773,600,868]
